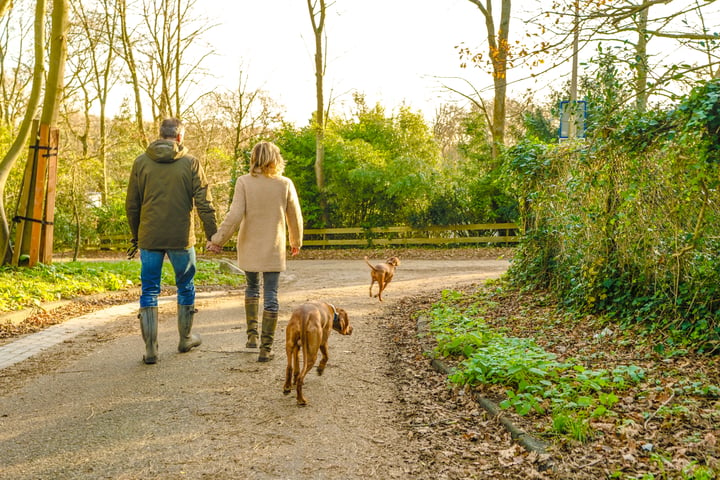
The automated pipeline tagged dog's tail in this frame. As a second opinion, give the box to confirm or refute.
[364,256,379,271]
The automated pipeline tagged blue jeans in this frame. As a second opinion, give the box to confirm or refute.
[139,248,196,307]
[244,271,280,312]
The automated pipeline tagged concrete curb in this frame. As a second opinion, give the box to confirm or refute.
[417,315,554,472]
[0,288,143,326]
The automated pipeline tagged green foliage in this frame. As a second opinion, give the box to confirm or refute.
[677,78,720,163]
[278,102,515,228]
[275,125,325,226]
[427,290,644,442]
[520,107,557,143]
[0,260,244,312]
[1,95,518,254]
[504,72,720,350]
[680,464,717,480]
[551,411,593,443]
[442,109,518,224]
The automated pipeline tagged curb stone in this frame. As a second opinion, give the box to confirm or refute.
[417,315,555,472]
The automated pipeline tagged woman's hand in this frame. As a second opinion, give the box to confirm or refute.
[206,241,223,254]
[291,246,300,256]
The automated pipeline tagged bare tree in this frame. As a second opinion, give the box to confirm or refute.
[0,8,33,127]
[69,0,121,204]
[463,0,512,160]
[179,67,283,209]
[537,0,720,111]
[307,0,330,226]
[137,0,215,122]
[116,0,148,145]
[212,69,283,169]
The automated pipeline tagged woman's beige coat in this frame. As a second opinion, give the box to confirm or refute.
[211,173,303,272]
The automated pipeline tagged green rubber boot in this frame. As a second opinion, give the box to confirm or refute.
[138,307,158,364]
[178,304,202,353]
[258,310,278,362]
[245,297,259,348]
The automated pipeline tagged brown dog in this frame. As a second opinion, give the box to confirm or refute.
[364,256,400,302]
[283,302,353,406]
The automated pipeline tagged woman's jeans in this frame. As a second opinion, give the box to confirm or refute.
[139,248,196,307]
[244,271,280,312]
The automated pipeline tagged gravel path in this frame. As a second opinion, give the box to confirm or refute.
[0,257,520,480]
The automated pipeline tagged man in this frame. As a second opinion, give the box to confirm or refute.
[125,118,217,364]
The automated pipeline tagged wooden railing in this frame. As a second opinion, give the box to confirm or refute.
[302,223,520,247]
[96,223,520,250]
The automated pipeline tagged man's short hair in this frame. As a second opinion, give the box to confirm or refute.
[159,118,184,139]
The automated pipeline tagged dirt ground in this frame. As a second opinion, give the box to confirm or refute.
[0,249,548,480]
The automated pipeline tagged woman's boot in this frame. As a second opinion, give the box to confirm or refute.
[178,304,202,353]
[258,310,278,362]
[245,297,259,348]
[138,307,158,364]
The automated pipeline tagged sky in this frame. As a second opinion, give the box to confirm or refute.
[201,0,524,126]
[198,1,720,127]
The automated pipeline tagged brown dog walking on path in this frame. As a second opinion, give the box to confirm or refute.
[364,256,400,302]
[283,302,353,406]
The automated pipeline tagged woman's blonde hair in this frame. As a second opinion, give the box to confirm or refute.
[250,141,285,177]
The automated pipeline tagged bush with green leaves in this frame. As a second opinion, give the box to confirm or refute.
[277,100,518,229]
[505,73,720,351]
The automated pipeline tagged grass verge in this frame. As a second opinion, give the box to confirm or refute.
[0,259,244,313]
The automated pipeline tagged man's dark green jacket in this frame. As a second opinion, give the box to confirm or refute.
[125,138,217,250]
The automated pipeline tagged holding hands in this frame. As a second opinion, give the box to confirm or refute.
[206,241,222,254]
[206,241,299,256]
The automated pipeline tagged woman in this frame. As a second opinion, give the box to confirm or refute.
[207,141,303,362]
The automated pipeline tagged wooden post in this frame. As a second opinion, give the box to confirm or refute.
[11,120,40,266]
[11,122,58,266]
[40,125,59,264]
[26,125,49,266]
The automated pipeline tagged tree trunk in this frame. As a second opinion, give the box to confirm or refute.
[40,0,68,127]
[634,6,649,112]
[468,0,511,161]
[307,0,330,225]
[0,0,11,18]
[15,0,67,263]
[0,0,46,264]
[117,0,148,146]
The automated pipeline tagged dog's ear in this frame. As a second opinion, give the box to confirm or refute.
[337,308,352,335]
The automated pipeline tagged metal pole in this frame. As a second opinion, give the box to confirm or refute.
[569,0,580,139]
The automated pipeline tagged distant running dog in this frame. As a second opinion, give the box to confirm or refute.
[364,256,400,302]
[283,302,353,406]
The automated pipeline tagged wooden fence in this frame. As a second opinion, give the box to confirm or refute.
[96,223,520,250]
[302,223,520,247]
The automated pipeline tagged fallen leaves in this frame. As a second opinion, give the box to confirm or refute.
[379,282,720,479]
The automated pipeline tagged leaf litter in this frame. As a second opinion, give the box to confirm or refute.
[379,283,719,479]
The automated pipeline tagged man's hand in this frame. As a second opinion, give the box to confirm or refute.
[206,241,222,254]
[127,239,138,260]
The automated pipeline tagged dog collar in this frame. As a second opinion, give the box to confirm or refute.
[329,303,341,330]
